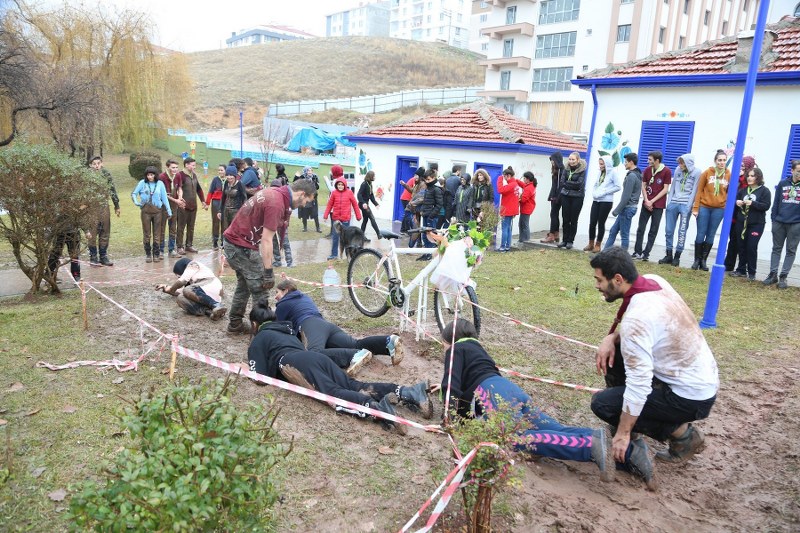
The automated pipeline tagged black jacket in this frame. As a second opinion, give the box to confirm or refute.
[560,160,587,198]
[473,183,494,205]
[737,184,772,227]
[441,339,501,418]
[357,180,378,207]
[247,321,305,377]
[421,183,444,218]
[548,152,568,202]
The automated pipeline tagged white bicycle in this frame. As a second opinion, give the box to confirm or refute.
[347,227,481,339]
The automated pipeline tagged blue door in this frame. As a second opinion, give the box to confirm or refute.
[394,156,419,222]
[473,161,504,208]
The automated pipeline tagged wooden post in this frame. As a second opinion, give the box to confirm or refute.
[169,336,178,381]
[80,280,88,331]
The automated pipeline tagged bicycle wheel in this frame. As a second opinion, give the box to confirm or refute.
[434,285,481,338]
[347,248,392,318]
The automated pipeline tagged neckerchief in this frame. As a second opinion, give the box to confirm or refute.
[648,164,665,185]
[598,171,606,185]
[146,181,156,205]
[608,276,662,334]
[713,168,725,195]
[790,179,800,199]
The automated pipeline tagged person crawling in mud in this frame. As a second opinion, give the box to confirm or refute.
[590,247,719,487]
[274,279,404,376]
[434,319,608,476]
[155,258,227,320]
[245,298,431,433]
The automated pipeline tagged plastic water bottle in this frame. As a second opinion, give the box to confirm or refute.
[322,265,343,302]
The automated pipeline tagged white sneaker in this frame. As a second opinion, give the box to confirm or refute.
[387,335,403,366]
[346,349,372,377]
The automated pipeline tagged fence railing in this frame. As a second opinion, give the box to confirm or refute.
[267,87,482,117]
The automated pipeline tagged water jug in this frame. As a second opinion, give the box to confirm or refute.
[322,265,343,303]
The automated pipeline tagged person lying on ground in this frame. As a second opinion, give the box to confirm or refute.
[245,299,432,433]
[433,319,608,476]
[274,279,404,375]
[155,258,227,320]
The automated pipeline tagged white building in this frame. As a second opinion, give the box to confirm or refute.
[388,0,474,49]
[475,0,796,136]
[225,25,315,48]
[326,2,391,37]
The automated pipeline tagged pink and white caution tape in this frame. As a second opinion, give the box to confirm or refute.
[173,344,445,435]
[498,368,602,393]
[37,336,168,373]
[281,273,365,289]
[84,283,168,337]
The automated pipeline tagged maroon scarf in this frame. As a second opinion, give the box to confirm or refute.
[609,276,662,334]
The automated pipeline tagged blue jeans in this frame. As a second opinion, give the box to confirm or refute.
[422,216,438,248]
[663,202,692,253]
[695,206,725,244]
[330,220,349,258]
[604,206,637,251]
[475,376,594,463]
[500,216,513,249]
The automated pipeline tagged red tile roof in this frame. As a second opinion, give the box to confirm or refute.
[582,17,800,78]
[353,102,587,151]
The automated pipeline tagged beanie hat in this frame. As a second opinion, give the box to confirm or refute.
[741,156,756,174]
[415,167,425,179]
[331,165,344,178]
[225,165,238,177]
[173,258,191,276]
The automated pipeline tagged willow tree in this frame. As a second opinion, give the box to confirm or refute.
[0,0,189,158]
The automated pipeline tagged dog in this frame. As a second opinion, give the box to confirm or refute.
[333,221,366,261]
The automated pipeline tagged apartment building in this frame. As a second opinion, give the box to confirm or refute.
[326,2,392,37]
[388,0,474,49]
[226,25,314,48]
[475,0,794,135]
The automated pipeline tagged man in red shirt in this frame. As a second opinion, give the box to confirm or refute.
[223,179,317,334]
[632,151,672,261]
[158,159,185,258]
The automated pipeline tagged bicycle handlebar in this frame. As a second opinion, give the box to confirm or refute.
[406,226,437,235]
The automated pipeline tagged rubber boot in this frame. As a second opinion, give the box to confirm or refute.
[392,382,433,419]
[70,260,81,282]
[368,395,405,434]
[583,240,595,252]
[691,242,702,270]
[655,424,705,463]
[88,246,100,266]
[671,251,682,267]
[657,250,673,265]
[99,247,113,266]
[700,242,712,271]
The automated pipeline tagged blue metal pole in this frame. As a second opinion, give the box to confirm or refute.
[699,0,771,329]
[239,109,244,157]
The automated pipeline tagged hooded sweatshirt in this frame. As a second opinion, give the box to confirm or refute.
[247,321,305,378]
[324,176,361,223]
[592,155,622,203]
[693,166,731,213]
[613,165,643,217]
[547,152,567,201]
[772,175,800,224]
[667,153,701,205]
[275,290,323,333]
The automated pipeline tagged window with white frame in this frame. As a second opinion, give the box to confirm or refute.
[535,31,577,58]
[480,13,487,22]
[658,27,666,44]
[481,42,488,51]
[539,0,581,25]
[532,67,574,92]
[503,38,514,57]
[617,24,631,42]
[500,70,511,90]
[506,6,517,25]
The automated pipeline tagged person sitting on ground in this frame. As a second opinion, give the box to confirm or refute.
[274,279,403,375]
[155,258,227,320]
[589,247,719,487]
[434,319,607,475]
[246,299,432,432]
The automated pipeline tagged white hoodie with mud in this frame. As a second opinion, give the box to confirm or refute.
[667,153,701,206]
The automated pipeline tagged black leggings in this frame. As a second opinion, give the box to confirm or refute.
[301,316,389,367]
[360,207,381,239]
[561,196,584,243]
[549,200,561,234]
[588,201,613,242]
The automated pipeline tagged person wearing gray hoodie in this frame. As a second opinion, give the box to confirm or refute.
[585,155,622,252]
[658,154,701,267]
[603,152,642,251]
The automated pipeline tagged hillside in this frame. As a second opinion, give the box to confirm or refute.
[186,37,485,130]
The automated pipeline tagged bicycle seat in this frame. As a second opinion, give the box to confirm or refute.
[380,229,401,240]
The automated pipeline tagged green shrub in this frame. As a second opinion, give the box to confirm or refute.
[69,377,290,532]
[128,152,162,180]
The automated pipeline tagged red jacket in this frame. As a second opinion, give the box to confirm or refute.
[324,177,361,222]
[519,182,536,215]
[400,176,415,202]
[497,175,521,217]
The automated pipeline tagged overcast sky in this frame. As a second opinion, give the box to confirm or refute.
[42,0,362,52]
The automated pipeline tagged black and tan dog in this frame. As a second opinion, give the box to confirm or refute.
[333,220,366,261]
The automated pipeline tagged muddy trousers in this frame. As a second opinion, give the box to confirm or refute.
[475,376,594,462]
[301,316,389,367]
[176,208,197,249]
[48,229,81,280]
[224,241,267,323]
[590,346,716,442]
[140,204,163,257]
[160,207,176,254]
[211,200,221,247]
[177,284,219,316]
[87,204,111,250]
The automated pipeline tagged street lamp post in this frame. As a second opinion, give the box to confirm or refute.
[238,105,244,157]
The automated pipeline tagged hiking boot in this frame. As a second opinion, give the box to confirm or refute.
[777,275,789,289]
[671,251,682,267]
[227,320,251,335]
[747,274,756,281]
[145,254,153,263]
[557,241,568,248]
[540,232,558,244]
[153,254,162,262]
[368,395,406,434]
[655,424,705,463]
[591,428,608,473]
[209,303,227,321]
[583,240,595,252]
[88,246,100,266]
[619,437,654,486]
[387,334,404,365]
[658,251,673,265]
[700,242,712,271]
[346,349,372,377]
[763,271,779,285]
[185,245,198,253]
[593,242,601,253]
[100,256,113,266]
[177,248,186,256]
[391,381,433,419]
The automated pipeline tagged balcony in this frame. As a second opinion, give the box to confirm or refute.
[481,22,534,40]
[487,0,538,6]
[477,89,529,102]
[478,56,531,70]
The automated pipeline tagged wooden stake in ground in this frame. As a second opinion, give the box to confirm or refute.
[80,280,88,331]
[169,336,178,381]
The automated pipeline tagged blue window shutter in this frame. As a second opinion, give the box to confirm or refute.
[782,124,800,181]
[638,121,667,160]
[638,120,694,170]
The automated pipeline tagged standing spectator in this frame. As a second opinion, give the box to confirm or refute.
[558,152,587,250]
[764,160,800,289]
[131,166,171,263]
[296,166,321,233]
[632,151,672,261]
[454,173,474,224]
[240,157,262,197]
[691,150,731,271]
[603,153,642,251]
[358,170,382,241]
[219,165,246,236]
[87,156,121,266]
[541,152,567,244]
[48,219,85,283]
[175,158,207,255]
[323,165,361,260]
[270,178,294,268]
[400,167,424,233]
[158,159,184,258]
[419,170,443,259]
[222,180,316,334]
[406,178,427,248]
[585,155,621,252]
[273,163,289,186]
[518,172,537,243]
[724,156,757,271]
[206,165,224,250]
[444,165,463,223]
[659,154,701,267]
[471,168,494,220]
[496,166,520,252]
[729,168,771,280]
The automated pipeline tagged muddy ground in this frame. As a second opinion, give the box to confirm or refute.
[66,276,800,532]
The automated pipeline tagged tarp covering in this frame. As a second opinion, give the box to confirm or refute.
[286,127,356,152]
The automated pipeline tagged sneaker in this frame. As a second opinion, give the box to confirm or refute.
[226,320,251,335]
[286,263,295,268]
[393,381,433,419]
[621,437,654,486]
[630,252,642,260]
[145,255,152,263]
[346,349,372,377]
[762,271,779,285]
[777,276,789,289]
[640,254,648,262]
[185,246,198,253]
[209,303,227,321]
[591,428,608,473]
[655,424,705,463]
[387,334,404,366]
[747,274,756,281]
[565,243,574,250]
[557,242,568,249]
[89,257,101,266]
[728,270,747,278]
[368,396,406,434]
[416,254,432,261]
[168,250,177,258]
[326,256,338,261]
[153,255,162,262]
